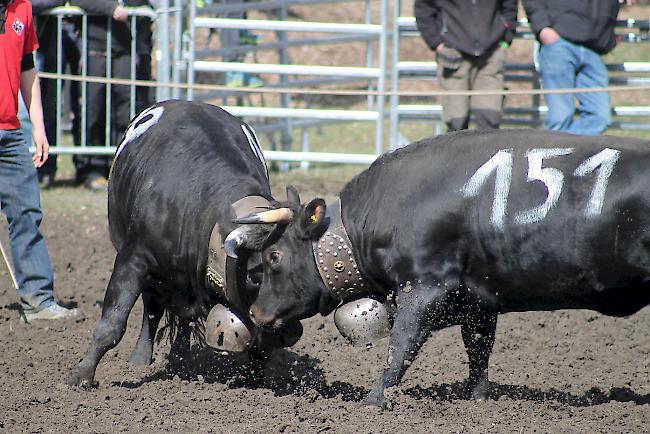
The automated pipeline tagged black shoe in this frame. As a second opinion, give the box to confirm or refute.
[38,173,55,189]
[83,173,108,191]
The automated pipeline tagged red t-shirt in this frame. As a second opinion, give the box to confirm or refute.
[0,0,39,130]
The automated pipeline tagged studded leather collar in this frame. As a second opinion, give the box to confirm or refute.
[312,200,368,301]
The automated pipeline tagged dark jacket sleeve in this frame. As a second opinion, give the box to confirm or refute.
[31,0,66,14]
[414,0,443,52]
[70,0,118,17]
[522,0,552,36]
[500,0,519,44]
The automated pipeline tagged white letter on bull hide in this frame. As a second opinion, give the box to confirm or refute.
[573,148,620,217]
[462,150,513,229]
[116,106,165,159]
[515,148,573,225]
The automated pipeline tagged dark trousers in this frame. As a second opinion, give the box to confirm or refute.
[38,20,81,177]
[74,51,131,183]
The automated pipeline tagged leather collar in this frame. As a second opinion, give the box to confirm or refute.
[312,200,368,301]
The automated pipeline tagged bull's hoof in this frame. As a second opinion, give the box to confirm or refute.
[65,368,98,389]
[129,349,153,367]
[362,393,393,410]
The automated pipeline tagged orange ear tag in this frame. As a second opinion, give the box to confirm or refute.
[310,214,318,223]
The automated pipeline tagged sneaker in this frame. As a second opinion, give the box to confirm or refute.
[225,71,245,88]
[244,74,264,88]
[225,71,264,89]
[23,303,82,322]
[84,173,108,191]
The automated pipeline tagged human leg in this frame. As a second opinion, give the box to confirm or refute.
[38,21,59,183]
[569,47,611,135]
[0,129,54,310]
[438,55,471,131]
[538,39,579,132]
[471,46,505,130]
[75,52,109,187]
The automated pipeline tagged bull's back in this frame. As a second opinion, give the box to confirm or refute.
[343,129,650,312]
[108,100,270,262]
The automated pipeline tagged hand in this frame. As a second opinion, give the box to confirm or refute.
[113,5,128,21]
[539,27,560,45]
[435,43,444,53]
[32,127,49,168]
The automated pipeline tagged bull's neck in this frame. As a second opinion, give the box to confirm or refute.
[311,199,370,301]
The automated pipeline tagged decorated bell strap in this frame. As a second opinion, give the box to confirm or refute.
[206,195,272,298]
[312,200,368,301]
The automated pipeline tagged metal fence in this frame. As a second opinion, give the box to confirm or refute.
[184,0,388,166]
[33,1,650,163]
[36,5,157,155]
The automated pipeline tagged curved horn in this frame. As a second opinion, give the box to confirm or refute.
[224,227,249,258]
[233,208,294,225]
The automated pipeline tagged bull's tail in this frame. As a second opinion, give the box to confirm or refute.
[156,311,207,349]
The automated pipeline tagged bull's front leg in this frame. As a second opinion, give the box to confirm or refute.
[460,306,497,400]
[364,284,449,410]
[66,248,148,387]
[129,289,164,366]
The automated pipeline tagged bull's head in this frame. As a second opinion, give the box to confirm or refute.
[225,186,337,329]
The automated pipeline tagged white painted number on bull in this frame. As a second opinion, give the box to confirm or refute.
[463,148,620,228]
[241,123,269,180]
[515,148,573,224]
[573,148,620,217]
[462,150,513,229]
[116,106,165,159]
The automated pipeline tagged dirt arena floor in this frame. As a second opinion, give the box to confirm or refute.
[0,171,648,434]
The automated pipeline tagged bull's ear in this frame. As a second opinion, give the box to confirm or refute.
[298,198,326,240]
[286,185,301,206]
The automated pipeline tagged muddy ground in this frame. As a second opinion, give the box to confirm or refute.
[0,172,648,434]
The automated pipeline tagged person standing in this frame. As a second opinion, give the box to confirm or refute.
[523,0,636,135]
[414,0,518,132]
[0,0,80,321]
[32,0,80,188]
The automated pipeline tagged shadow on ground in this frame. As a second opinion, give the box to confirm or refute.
[112,346,368,402]
[405,382,650,407]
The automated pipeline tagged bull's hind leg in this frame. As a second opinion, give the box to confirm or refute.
[364,284,451,410]
[129,289,164,366]
[461,307,497,400]
[66,248,148,387]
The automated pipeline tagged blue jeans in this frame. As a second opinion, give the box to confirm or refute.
[0,129,56,311]
[538,38,611,136]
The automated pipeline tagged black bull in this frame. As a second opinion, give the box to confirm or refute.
[67,100,296,387]
[239,129,650,409]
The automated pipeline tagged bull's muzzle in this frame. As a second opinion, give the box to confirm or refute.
[249,304,283,329]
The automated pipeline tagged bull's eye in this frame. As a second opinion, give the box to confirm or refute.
[267,250,283,267]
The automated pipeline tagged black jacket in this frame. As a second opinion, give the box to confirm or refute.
[72,0,151,54]
[414,0,518,57]
[523,0,621,54]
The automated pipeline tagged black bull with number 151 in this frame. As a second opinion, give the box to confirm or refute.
[228,129,650,409]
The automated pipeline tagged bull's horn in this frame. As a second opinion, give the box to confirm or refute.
[224,227,248,258]
[233,208,294,224]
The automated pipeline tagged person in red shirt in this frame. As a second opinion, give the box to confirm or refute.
[0,0,80,321]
